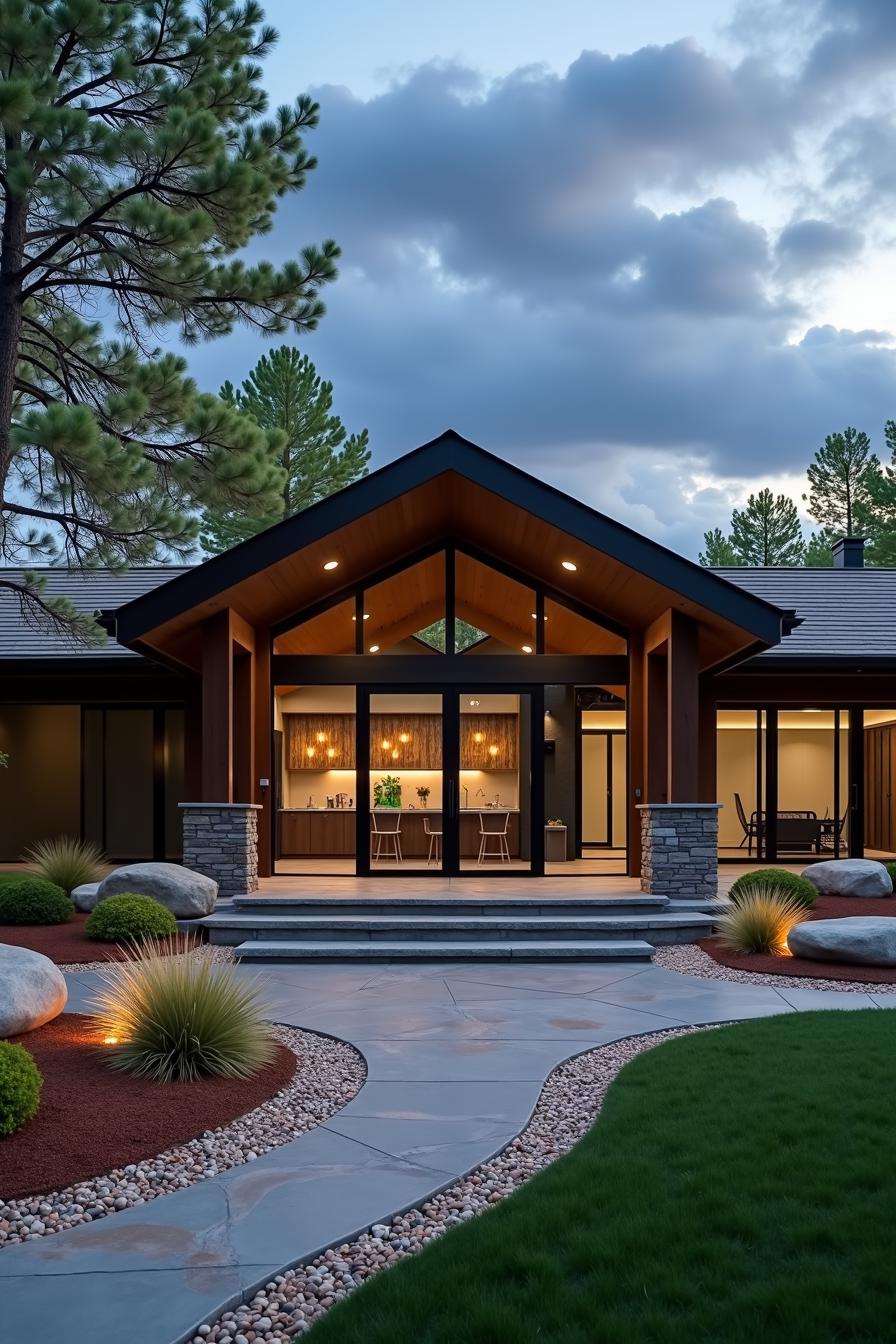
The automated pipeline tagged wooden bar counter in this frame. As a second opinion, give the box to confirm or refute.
[278,808,520,859]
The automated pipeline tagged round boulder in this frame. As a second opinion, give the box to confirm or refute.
[0,944,68,1037]
[788,916,896,966]
[96,862,218,919]
[801,858,892,899]
[71,882,101,913]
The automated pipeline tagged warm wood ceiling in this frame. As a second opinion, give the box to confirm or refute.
[130,471,774,671]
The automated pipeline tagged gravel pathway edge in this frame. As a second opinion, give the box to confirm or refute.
[0,1024,365,1248]
[654,941,896,992]
[195,1024,714,1344]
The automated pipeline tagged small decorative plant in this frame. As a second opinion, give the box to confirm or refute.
[24,836,106,895]
[374,775,402,808]
[91,937,275,1082]
[728,868,816,909]
[0,876,74,925]
[416,786,431,808]
[546,817,565,828]
[0,1041,42,1137]
[86,894,177,943]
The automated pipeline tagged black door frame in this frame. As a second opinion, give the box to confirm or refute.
[355,683,545,877]
[579,728,624,850]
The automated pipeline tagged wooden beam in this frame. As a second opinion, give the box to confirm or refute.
[646,652,668,802]
[254,631,273,878]
[698,676,717,804]
[201,609,233,801]
[667,610,699,801]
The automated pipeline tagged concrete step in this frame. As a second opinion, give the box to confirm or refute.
[203,912,714,946]
[230,895,671,917]
[233,938,656,963]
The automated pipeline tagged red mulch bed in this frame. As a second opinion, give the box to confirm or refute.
[0,912,201,964]
[0,1015,296,1200]
[702,892,896,983]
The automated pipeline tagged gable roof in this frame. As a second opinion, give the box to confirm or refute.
[113,431,791,669]
[715,567,896,664]
[0,567,189,658]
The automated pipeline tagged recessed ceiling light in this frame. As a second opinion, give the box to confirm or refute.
[530,613,547,620]
[369,643,380,653]
[561,560,577,572]
[522,644,533,653]
[323,559,339,571]
[351,613,370,621]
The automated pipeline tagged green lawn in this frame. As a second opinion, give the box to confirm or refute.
[308,1011,896,1344]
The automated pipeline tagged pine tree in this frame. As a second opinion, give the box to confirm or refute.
[699,492,804,566]
[861,420,896,565]
[0,0,339,638]
[804,528,837,567]
[803,427,880,538]
[729,489,805,565]
[199,347,370,554]
[698,527,741,566]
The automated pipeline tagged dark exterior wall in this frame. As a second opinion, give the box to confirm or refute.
[544,685,577,858]
[0,704,81,859]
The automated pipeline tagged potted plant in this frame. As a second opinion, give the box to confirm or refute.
[374,775,402,808]
[416,786,431,808]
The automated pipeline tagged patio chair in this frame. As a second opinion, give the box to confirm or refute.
[478,810,511,864]
[423,814,442,866]
[370,809,402,863]
[734,793,761,856]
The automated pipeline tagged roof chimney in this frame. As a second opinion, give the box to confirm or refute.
[831,537,865,569]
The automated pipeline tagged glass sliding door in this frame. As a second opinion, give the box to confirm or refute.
[458,692,532,872]
[368,691,444,871]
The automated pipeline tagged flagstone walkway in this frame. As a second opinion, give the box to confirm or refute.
[2,961,890,1344]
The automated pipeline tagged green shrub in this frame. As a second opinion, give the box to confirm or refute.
[0,1041,43,1137]
[92,938,274,1082]
[728,867,816,908]
[24,836,106,895]
[885,862,896,891]
[86,894,177,943]
[0,876,73,925]
[716,885,810,956]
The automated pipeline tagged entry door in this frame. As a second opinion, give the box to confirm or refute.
[360,688,542,876]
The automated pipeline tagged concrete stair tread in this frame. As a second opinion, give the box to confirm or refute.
[232,894,670,911]
[233,938,656,961]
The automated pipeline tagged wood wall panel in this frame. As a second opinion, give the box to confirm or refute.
[370,713,443,769]
[284,711,520,772]
[865,724,896,853]
[285,714,356,769]
[461,714,518,770]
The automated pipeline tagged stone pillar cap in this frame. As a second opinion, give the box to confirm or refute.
[178,802,263,810]
[636,802,723,810]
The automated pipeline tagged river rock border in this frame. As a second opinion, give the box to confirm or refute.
[0,1025,365,1249]
[195,1025,711,1343]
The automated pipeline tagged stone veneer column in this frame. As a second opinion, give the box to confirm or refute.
[179,803,261,898]
[637,803,721,900]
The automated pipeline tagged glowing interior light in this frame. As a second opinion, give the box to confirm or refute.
[561,560,577,571]
[381,739,391,751]
[521,644,533,653]
[399,732,410,743]
[369,644,380,653]
[306,745,316,758]
[316,732,327,743]
[473,731,484,743]
[327,747,336,759]
[489,744,499,757]
[323,559,339,571]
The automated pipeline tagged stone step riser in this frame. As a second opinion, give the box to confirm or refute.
[233,939,655,963]
[207,919,710,947]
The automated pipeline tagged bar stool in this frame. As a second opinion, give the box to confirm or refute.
[423,815,442,866]
[478,810,510,864]
[371,809,402,863]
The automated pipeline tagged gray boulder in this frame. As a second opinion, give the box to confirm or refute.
[96,862,218,918]
[788,916,896,966]
[71,882,101,913]
[801,858,892,899]
[0,944,67,1037]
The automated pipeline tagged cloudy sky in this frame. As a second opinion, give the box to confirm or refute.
[187,0,896,559]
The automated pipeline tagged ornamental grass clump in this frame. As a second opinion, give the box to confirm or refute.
[716,885,809,956]
[24,836,106,895]
[0,1041,42,1137]
[0,876,73,925]
[92,938,274,1082]
[728,867,817,908]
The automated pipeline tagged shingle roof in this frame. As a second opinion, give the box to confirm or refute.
[0,567,189,657]
[712,567,896,661]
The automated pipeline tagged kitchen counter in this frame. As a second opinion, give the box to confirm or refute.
[277,807,522,858]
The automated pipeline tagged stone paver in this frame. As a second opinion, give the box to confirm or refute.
[2,960,890,1344]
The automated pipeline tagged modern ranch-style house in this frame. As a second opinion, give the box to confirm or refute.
[2,431,896,898]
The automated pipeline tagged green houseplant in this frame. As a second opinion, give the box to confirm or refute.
[374,775,402,808]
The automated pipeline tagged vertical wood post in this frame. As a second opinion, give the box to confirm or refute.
[254,631,273,878]
[201,610,233,801]
[626,630,645,877]
[666,610,699,802]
